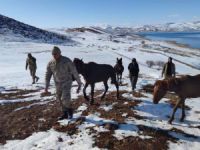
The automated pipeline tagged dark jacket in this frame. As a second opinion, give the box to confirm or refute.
[162,62,175,78]
[128,61,139,76]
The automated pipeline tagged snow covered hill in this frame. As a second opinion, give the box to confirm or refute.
[95,21,200,33]
[0,14,74,44]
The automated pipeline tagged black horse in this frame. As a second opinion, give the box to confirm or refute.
[114,58,124,85]
[73,58,119,104]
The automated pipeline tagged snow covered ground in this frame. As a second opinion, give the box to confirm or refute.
[0,29,200,150]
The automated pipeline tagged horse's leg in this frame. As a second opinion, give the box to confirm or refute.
[120,73,122,84]
[180,98,186,122]
[168,99,182,124]
[83,82,89,101]
[115,81,119,100]
[90,83,95,105]
[117,74,119,84]
[101,81,108,100]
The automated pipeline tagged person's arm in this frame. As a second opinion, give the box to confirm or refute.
[136,63,139,73]
[173,63,176,77]
[25,59,28,70]
[45,62,52,92]
[128,63,131,71]
[68,60,82,93]
[34,57,37,69]
[161,64,166,77]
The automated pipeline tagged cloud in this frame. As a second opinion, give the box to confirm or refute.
[193,16,200,20]
[167,14,180,18]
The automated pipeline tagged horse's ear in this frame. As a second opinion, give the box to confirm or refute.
[120,58,122,61]
[117,58,119,60]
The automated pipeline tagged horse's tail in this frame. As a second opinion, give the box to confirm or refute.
[110,68,119,99]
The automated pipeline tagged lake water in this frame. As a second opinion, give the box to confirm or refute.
[139,32,200,49]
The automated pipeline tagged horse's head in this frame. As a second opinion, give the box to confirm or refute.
[73,58,84,74]
[116,57,122,65]
[153,80,168,104]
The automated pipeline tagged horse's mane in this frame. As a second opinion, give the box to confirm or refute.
[88,62,97,65]
[155,75,193,91]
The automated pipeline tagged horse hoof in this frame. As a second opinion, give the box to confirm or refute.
[101,96,104,100]
[179,118,184,122]
[84,97,90,101]
[90,101,94,105]
[168,120,172,124]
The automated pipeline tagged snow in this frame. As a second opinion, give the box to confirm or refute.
[2,129,99,150]
[1,26,200,150]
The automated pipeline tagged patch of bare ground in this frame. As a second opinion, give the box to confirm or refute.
[0,100,62,144]
[53,117,86,136]
[0,89,39,100]
[81,91,143,123]
[141,84,154,93]
[132,91,147,98]
[92,124,177,150]
[66,27,102,34]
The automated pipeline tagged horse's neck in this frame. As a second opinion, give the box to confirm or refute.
[80,64,88,78]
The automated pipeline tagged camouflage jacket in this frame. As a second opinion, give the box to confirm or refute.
[26,56,37,70]
[45,56,81,88]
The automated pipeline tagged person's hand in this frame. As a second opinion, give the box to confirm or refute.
[76,82,83,94]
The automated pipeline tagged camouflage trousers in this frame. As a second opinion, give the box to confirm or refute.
[56,81,72,112]
[29,68,38,82]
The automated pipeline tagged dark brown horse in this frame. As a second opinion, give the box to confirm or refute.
[73,58,119,104]
[153,74,200,124]
[114,58,124,85]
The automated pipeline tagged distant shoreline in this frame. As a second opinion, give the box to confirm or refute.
[165,40,200,50]
[137,32,200,50]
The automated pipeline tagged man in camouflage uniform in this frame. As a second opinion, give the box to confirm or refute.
[44,46,82,120]
[162,57,176,79]
[128,58,139,91]
[26,53,39,84]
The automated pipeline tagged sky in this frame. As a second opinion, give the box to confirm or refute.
[0,0,200,28]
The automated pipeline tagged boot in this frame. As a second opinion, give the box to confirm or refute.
[58,110,68,120]
[36,77,39,82]
[32,78,35,84]
[68,108,73,119]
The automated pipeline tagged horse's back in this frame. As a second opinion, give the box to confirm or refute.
[85,62,115,82]
[88,62,114,72]
[178,74,200,98]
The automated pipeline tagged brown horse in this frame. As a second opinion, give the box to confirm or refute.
[114,58,124,85]
[153,74,200,124]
